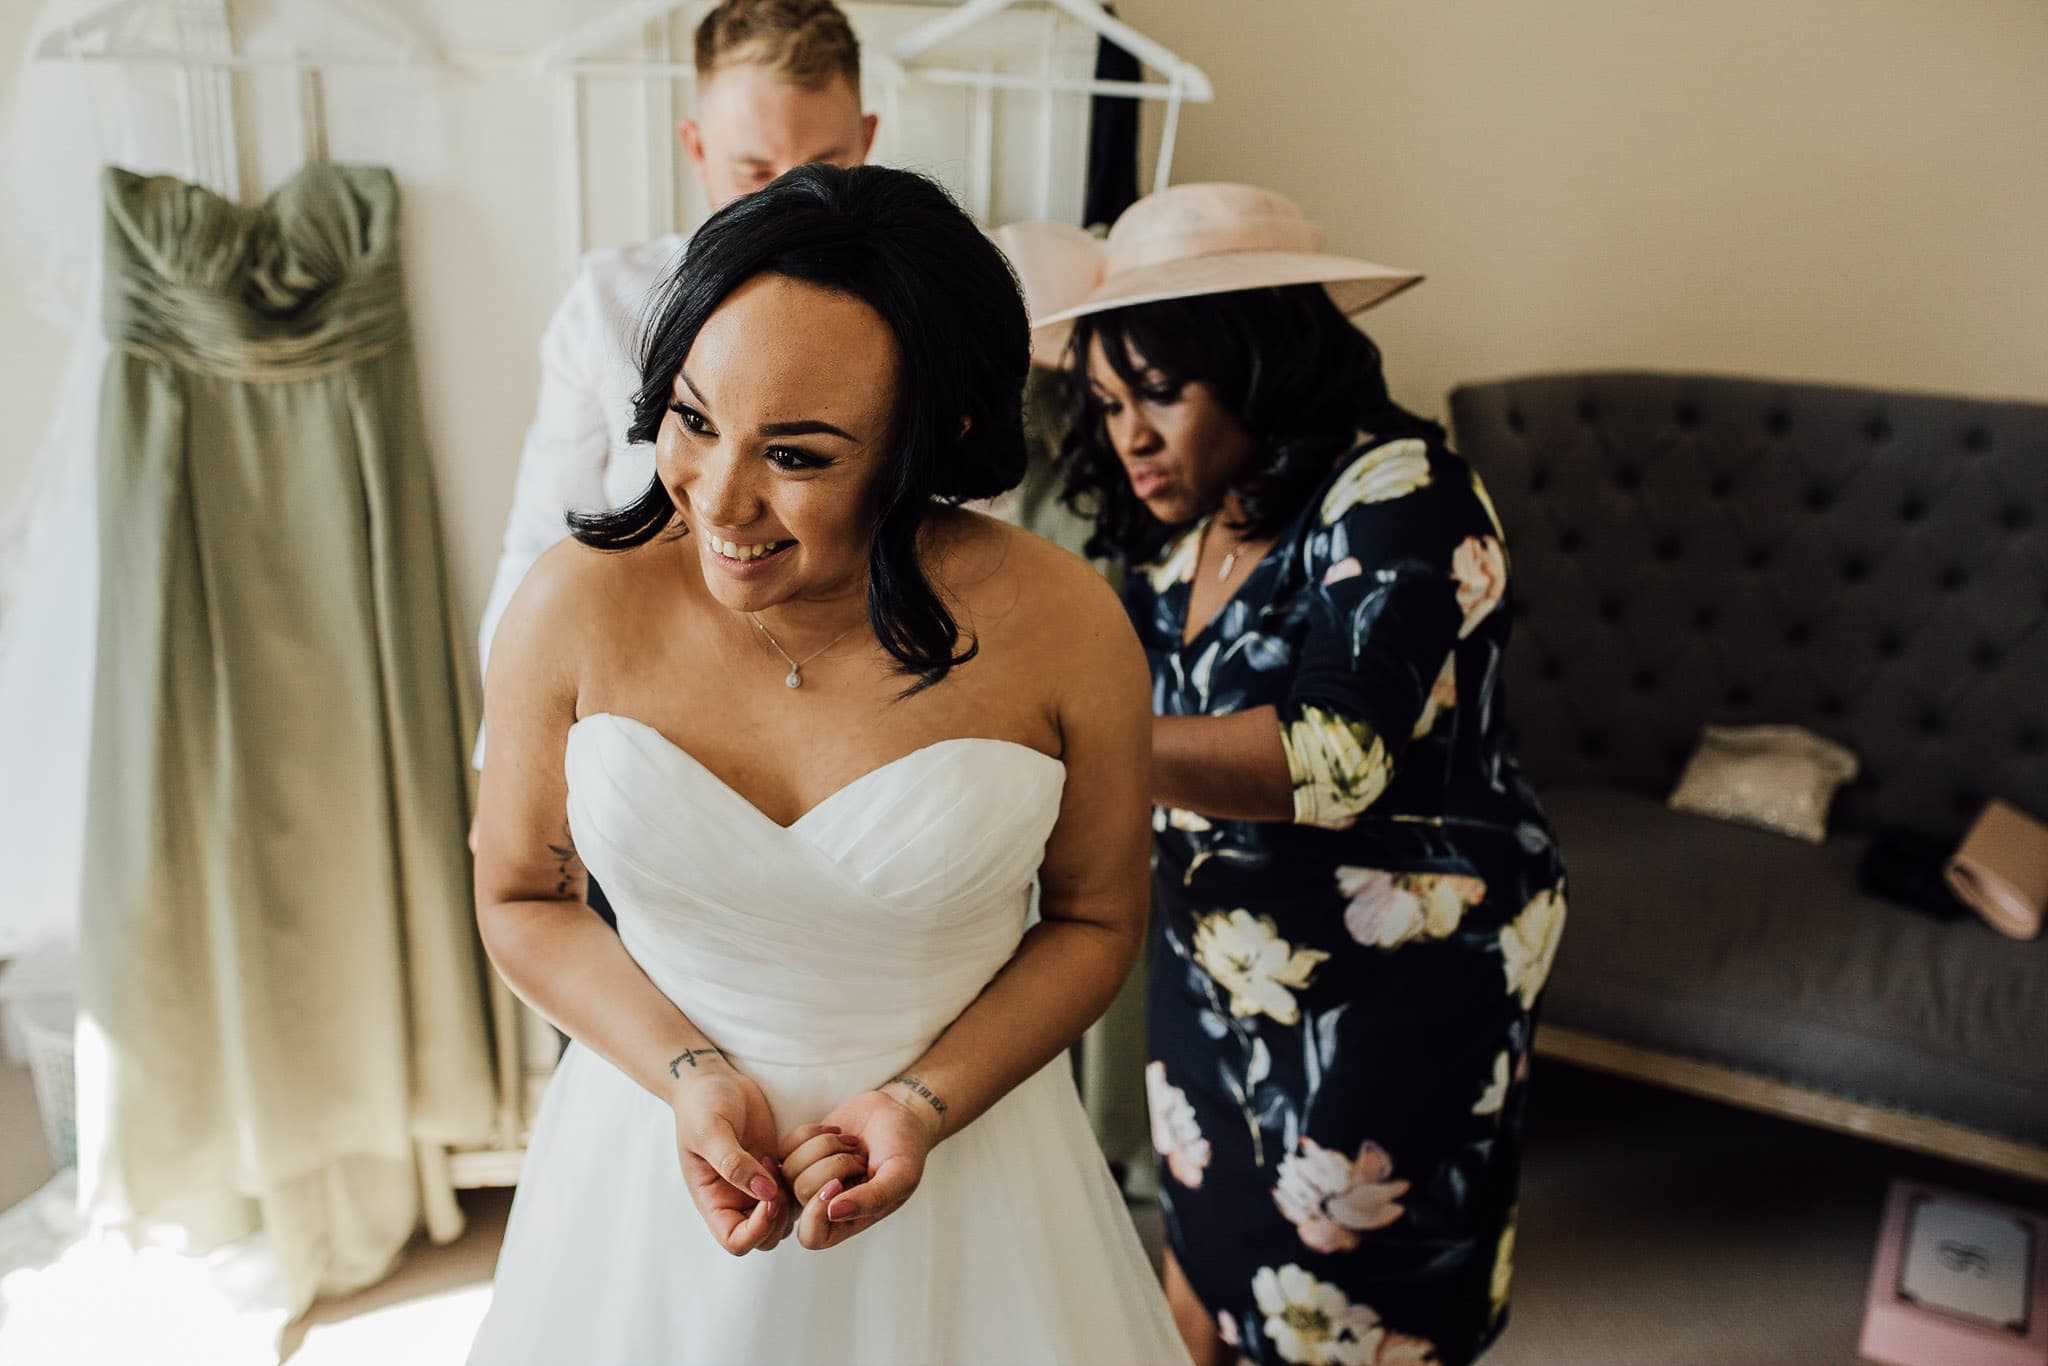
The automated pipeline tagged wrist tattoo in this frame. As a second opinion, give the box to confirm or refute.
[668,1048,727,1078]
[889,1074,948,1117]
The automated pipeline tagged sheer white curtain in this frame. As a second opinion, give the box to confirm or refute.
[0,0,204,957]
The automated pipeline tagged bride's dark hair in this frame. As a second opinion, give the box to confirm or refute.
[569,163,1031,692]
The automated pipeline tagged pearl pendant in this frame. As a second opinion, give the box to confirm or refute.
[785,669,803,689]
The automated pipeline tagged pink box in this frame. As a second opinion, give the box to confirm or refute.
[1860,1179,2048,1366]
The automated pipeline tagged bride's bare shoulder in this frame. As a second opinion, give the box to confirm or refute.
[490,537,669,677]
[931,507,1126,638]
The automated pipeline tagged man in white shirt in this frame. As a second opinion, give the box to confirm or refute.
[476,0,877,715]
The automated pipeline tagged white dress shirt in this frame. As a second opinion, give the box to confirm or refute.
[473,234,686,765]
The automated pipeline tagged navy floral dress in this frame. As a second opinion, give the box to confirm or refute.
[1130,433,1567,1366]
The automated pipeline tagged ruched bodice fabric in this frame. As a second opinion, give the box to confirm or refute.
[568,716,1065,1071]
[101,164,408,380]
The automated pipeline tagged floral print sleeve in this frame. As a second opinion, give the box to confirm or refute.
[1277,438,1498,829]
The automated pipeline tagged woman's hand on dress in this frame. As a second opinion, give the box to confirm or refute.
[789,1086,939,1251]
[668,1063,796,1255]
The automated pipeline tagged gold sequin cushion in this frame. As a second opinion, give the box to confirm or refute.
[1667,724,1860,843]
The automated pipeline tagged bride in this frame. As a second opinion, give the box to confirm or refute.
[466,163,1190,1365]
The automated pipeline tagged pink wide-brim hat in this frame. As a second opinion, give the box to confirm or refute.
[989,220,1105,368]
[993,183,1423,368]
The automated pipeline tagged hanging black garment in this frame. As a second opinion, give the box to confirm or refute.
[1082,7,1141,229]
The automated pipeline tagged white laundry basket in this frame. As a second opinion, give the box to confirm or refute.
[16,1002,76,1168]
[0,942,80,1168]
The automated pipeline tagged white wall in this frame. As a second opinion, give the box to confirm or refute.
[0,3,69,526]
[1120,0,2048,426]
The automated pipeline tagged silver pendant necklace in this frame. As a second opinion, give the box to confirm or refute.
[749,615,859,689]
[1211,520,1248,582]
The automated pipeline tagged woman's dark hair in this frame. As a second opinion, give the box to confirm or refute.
[1055,284,1446,567]
[570,163,1030,690]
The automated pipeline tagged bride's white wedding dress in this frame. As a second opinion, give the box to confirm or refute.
[468,714,1190,1366]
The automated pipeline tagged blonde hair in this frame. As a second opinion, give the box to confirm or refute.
[694,0,862,92]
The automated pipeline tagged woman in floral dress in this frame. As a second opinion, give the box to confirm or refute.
[1037,184,1566,1366]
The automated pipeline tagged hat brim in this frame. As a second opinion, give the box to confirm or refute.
[1028,251,1423,363]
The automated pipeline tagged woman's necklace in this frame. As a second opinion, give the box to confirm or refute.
[749,614,860,689]
[1210,519,1252,582]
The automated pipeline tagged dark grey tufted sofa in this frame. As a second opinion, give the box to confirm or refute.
[1450,371,2048,1176]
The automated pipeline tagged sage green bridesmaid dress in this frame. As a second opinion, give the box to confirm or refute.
[78,164,503,1312]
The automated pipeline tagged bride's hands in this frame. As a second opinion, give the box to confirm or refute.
[782,1085,941,1251]
[668,1059,796,1255]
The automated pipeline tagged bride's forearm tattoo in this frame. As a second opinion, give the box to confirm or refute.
[889,1074,948,1118]
[668,1048,727,1078]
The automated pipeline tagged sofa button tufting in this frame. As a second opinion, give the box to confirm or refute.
[1973,642,2001,670]
[1580,733,1606,757]
[2003,505,2032,532]
[1939,567,1968,591]
[1901,497,1927,522]
[1746,546,1774,570]
[1785,621,1813,646]
[1506,407,1525,433]
[1953,788,1979,813]
[1631,669,1658,693]
[1767,409,1791,435]
[1918,710,1945,736]
[1654,536,1683,562]
[1693,606,1717,630]
[1530,465,1551,493]
[1724,685,1753,707]
[1597,595,1624,623]
[1675,402,1701,429]
[1614,463,1641,490]
[1877,631,1903,658]
[1841,557,1869,583]
[1805,485,1834,512]
[1538,657,1562,681]
[1818,694,1846,718]
[1864,416,1892,443]
[1710,473,1736,498]
[1578,398,1600,423]
[1963,427,1992,452]
[1558,529,1583,553]
[2019,729,2045,755]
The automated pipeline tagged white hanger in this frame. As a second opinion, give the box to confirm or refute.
[887,0,1211,194]
[537,0,905,85]
[35,0,445,194]
[34,0,446,73]
[892,0,1210,100]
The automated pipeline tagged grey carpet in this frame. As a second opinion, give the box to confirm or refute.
[1491,1060,2045,1365]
